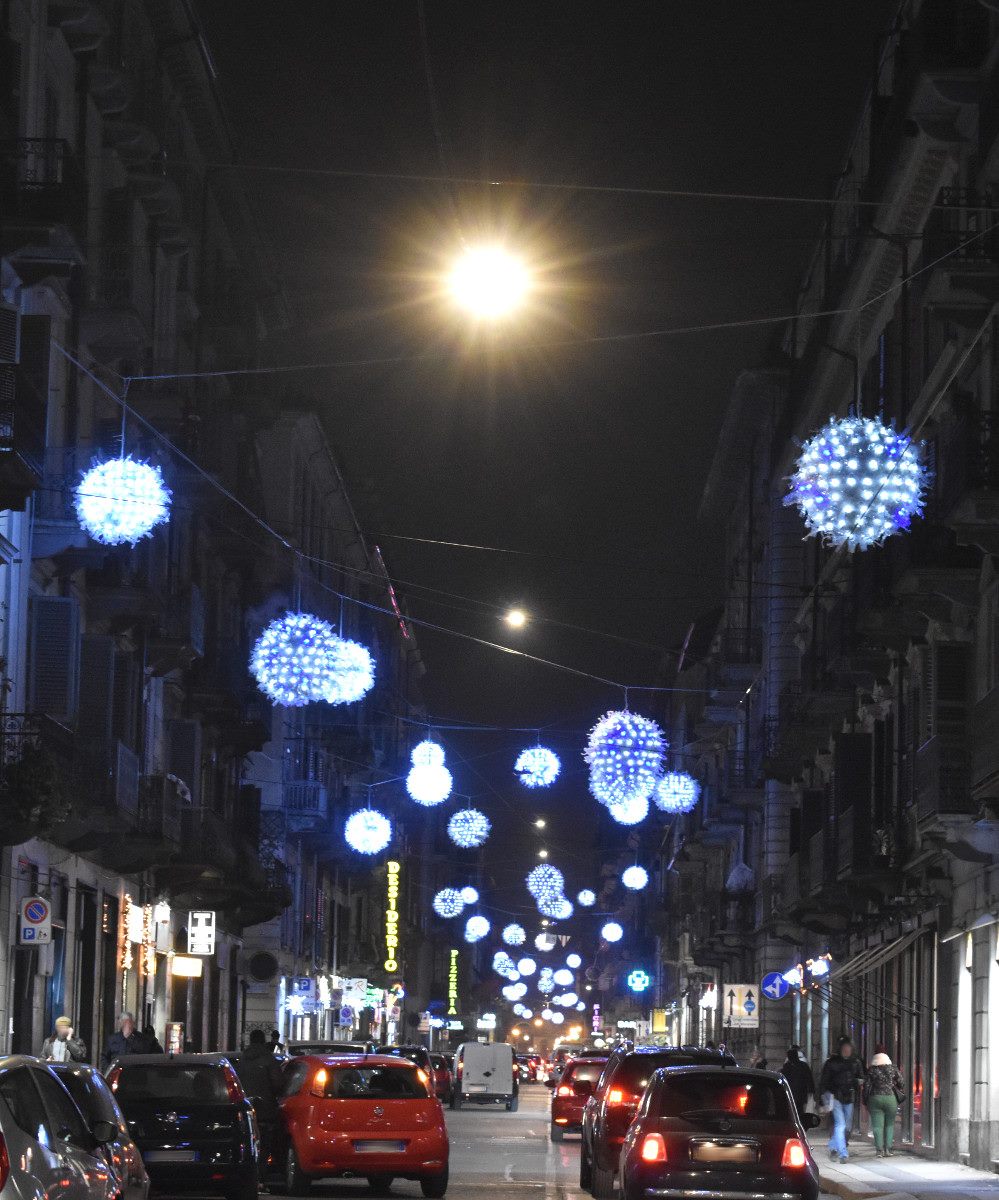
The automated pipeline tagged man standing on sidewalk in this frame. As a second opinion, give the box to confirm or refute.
[819,1036,865,1162]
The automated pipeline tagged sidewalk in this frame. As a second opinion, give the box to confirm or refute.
[807,1134,999,1200]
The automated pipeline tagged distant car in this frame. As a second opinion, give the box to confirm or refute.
[548,1056,607,1142]
[515,1055,537,1083]
[581,1045,737,1197]
[51,1062,150,1200]
[618,1066,821,1200]
[375,1046,435,1091]
[287,1041,374,1057]
[452,1042,517,1111]
[429,1054,453,1103]
[279,1054,449,1196]
[108,1053,258,1200]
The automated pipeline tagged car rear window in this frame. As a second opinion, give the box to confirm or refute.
[658,1074,791,1121]
[114,1065,230,1104]
[324,1066,427,1099]
[565,1060,606,1084]
[616,1054,733,1092]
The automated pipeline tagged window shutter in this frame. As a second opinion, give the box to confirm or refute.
[0,305,19,365]
[28,596,79,721]
[168,718,201,805]
[18,315,50,402]
[112,650,138,749]
[78,634,115,742]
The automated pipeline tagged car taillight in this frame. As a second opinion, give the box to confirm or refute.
[640,1133,667,1163]
[557,1085,573,1097]
[781,1139,807,1168]
[107,1067,121,1091]
[222,1065,244,1104]
[608,1088,635,1106]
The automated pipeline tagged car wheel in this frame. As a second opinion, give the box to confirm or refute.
[506,1094,519,1112]
[580,1142,593,1190]
[420,1168,449,1198]
[591,1161,616,1200]
[366,1176,394,1194]
[550,1123,564,1143]
[285,1147,311,1196]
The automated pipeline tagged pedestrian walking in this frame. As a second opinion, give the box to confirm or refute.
[102,1012,143,1070]
[269,1029,285,1054]
[140,1024,164,1053]
[863,1045,904,1157]
[780,1045,815,1119]
[40,1016,87,1063]
[819,1036,865,1162]
[235,1029,284,1177]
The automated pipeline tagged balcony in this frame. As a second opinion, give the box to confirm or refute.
[923,188,999,279]
[915,734,972,820]
[148,584,206,673]
[0,364,46,511]
[285,780,330,835]
[938,411,999,554]
[0,139,86,255]
[81,244,153,354]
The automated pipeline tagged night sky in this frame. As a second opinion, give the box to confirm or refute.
[199,2,896,902]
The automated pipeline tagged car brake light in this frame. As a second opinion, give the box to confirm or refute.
[557,1085,573,1097]
[417,1069,429,1086]
[222,1065,244,1104]
[107,1067,120,1091]
[608,1088,634,1105]
[782,1139,807,1168]
[640,1133,667,1163]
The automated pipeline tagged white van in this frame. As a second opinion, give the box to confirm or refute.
[452,1041,518,1111]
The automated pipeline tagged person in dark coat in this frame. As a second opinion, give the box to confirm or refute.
[781,1045,815,1119]
[819,1036,865,1162]
[236,1029,285,1176]
[140,1025,164,1053]
[102,1013,143,1070]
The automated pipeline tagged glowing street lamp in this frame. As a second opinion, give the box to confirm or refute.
[504,608,528,629]
[449,246,531,319]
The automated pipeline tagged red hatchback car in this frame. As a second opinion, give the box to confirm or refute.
[549,1057,607,1142]
[279,1055,449,1197]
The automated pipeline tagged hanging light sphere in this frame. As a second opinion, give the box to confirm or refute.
[654,771,701,815]
[510,982,527,1000]
[607,793,651,826]
[344,808,392,855]
[601,921,624,943]
[551,1012,565,1025]
[537,976,556,995]
[786,413,930,551]
[447,808,491,849]
[502,984,518,1001]
[407,761,453,806]
[75,455,171,545]
[323,637,376,705]
[521,1008,534,1019]
[535,933,556,952]
[537,894,565,919]
[576,1001,586,1012]
[460,886,479,904]
[514,746,561,789]
[561,991,578,1006]
[547,897,573,920]
[503,923,527,946]
[541,1007,554,1020]
[566,953,582,969]
[622,865,649,891]
[512,1003,527,1017]
[412,739,446,768]
[526,864,565,902]
[493,951,516,976]
[464,915,490,943]
[577,889,596,907]
[432,888,465,919]
[553,968,574,987]
[507,969,521,982]
[585,711,666,807]
[517,957,537,976]
[250,612,336,707]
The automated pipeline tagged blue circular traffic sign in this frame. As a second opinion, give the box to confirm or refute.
[24,900,48,924]
[761,971,789,1000]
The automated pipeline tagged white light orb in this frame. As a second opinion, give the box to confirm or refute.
[460,886,479,904]
[323,637,376,705]
[250,612,337,707]
[407,761,453,806]
[526,864,564,903]
[585,710,665,807]
[432,887,465,918]
[503,923,527,946]
[448,245,531,319]
[601,921,624,943]
[607,794,650,826]
[577,889,596,907]
[412,739,446,768]
[511,982,527,1000]
[553,968,574,987]
[561,992,578,1006]
[448,808,491,848]
[535,933,556,952]
[344,808,392,855]
[75,455,171,545]
[517,957,537,977]
[464,915,490,943]
[554,898,574,919]
[576,1002,586,1012]
[513,1003,526,1016]
[537,975,556,995]
[551,1012,565,1025]
[566,953,582,969]
[493,951,516,976]
[541,1008,554,1020]
[622,865,649,891]
[654,771,700,815]
[521,1008,533,1019]
[514,746,561,789]
[787,414,930,551]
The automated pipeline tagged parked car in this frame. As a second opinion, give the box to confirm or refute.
[287,1041,375,1057]
[581,1045,737,1197]
[429,1054,453,1103]
[0,1056,120,1200]
[108,1053,257,1200]
[375,1045,435,1081]
[51,1062,150,1200]
[548,1056,607,1142]
[279,1054,449,1196]
[618,1066,821,1200]
[515,1055,537,1083]
[452,1042,517,1111]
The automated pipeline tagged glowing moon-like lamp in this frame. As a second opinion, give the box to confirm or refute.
[75,456,171,546]
[601,921,624,943]
[622,865,649,890]
[514,746,561,788]
[344,808,391,855]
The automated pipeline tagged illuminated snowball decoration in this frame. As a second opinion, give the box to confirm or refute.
[503,923,527,946]
[541,1008,554,1020]
[322,637,375,705]
[521,1008,534,1019]
[464,914,490,943]
[493,951,517,977]
[553,968,574,987]
[585,710,665,807]
[537,975,556,995]
[654,771,700,815]
[786,413,929,551]
[75,455,171,546]
[537,895,565,919]
[407,763,453,806]
[510,982,527,999]
[576,1002,586,1012]
[535,933,556,951]
[555,898,574,919]
[515,746,561,789]
[513,1003,526,1016]
[526,864,565,903]
[460,886,479,905]
[566,953,582,969]
[432,888,465,918]
[607,793,651,826]
[502,984,518,1001]
[447,808,491,849]
[517,957,537,976]
[344,808,392,855]
[601,921,624,943]
[577,889,596,907]
[622,865,649,891]
[250,612,336,707]
[561,992,578,1006]
[551,1012,565,1025]
[412,739,446,769]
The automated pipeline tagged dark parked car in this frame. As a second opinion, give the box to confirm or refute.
[618,1066,821,1200]
[52,1062,150,1200]
[375,1046,435,1088]
[108,1054,257,1200]
[548,1056,608,1141]
[581,1045,737,1198]
[286,1041,374,1057]
[429,1054,453,1103]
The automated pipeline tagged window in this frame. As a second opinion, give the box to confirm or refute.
[564,1061,605,1085]
[51,1067,121,1129]
[0,1068,53,1146]
[280,1062,309,1099]
[114,1065,229,1103]
[32,1068,91,1148]
[656,1073,791,1121]
[325,1066,427,1099]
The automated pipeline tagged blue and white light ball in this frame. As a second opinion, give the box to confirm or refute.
[786,414,930,551]
[566,953,582,969]
[250,612,336,707]
[447,808,491,849]
[503,923,527,946]
[577,889,596,907]
[622,865,649,891]
[464,914,490,943]
[607,794,651,826]
[654,771,700,814]
[515,746,561,788]
[344,808,392,855]
[585,710,665,808]
[553,968,574,987]
[75,456,171,546]
[601,921,624,943]
[526,864,564,904]
[407,740,453,806]
[432,888,465,919]
[460,886,479,904]
[323,637,376,705]
[517,957,537,976]
[535,932,556,952]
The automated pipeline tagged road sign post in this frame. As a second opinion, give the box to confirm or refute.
[19,896,51,944]
[722,982,759,1028]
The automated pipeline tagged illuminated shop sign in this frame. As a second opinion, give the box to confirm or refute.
[448,948,459,1015]
[385,860,401,973]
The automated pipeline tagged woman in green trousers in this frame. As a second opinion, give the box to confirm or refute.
[864,1045,904,1157]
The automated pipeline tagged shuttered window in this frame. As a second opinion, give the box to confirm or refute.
[28,595,79,721]
[78,634,115,741]
[167,718,201,805]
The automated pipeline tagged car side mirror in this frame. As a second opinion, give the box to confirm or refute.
[804,1112,822,1130]
[91,1119,117,1145]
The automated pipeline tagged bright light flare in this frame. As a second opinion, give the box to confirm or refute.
[449,246,531,318]
[505,608,528,628]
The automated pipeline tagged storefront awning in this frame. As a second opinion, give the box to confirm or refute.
[829,930,921,983]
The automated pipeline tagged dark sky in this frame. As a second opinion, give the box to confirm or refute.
[199,1,896,908]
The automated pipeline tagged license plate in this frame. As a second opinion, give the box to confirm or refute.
[144,1150,199,1163]
[353,1141,407,1154]
[690,1141,757,1163]
[466,1084,486,1092]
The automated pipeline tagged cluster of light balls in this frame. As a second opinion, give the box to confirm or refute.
[250,612,375,708]
[492,951,518,978]
[654,771,700,814]
[503,923,527,946]
[447,808,491,848]
[622,865,649,891]
[525,863,574,919]
[502,982,528,1001]
[407,740,454,806]
[585,710,665,816]
[464,914,490,943]
[514,746,561,788]
[75,456,172,546]
[343,808,392,855]
[786,414,930,552]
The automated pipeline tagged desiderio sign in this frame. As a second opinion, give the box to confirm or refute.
[384,860,401,973]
